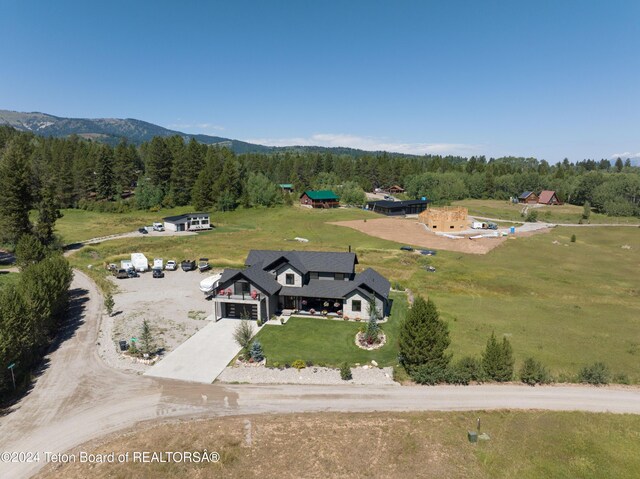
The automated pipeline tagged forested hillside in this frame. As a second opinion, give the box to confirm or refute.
[0,125,639,246]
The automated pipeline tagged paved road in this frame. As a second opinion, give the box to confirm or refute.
[2,270,640,478]
[144,318,257,383]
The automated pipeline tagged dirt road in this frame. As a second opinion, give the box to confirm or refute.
[2,270,640,478]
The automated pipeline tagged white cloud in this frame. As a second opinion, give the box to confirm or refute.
[244,133,481,156]
[610,151,640,159]
[167,122,226,132]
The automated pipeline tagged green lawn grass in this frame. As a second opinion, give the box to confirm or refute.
[255,292,406,367]
[62,204,640,381]
[454,199,640,224]
[0,272,19,289]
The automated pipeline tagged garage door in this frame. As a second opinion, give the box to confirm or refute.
[225,303,257,320]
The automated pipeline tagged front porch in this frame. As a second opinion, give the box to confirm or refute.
[279,295,344,316]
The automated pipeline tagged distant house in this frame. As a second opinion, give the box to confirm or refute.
[300,190,340,208]
[163,212,211,232]
[518,191,539,204]
[538,190,561,205]
[212,250,390,322]
[366,199,430,216]
[279,183,294,193]
[386,185,405,194]
[419,206,468,231]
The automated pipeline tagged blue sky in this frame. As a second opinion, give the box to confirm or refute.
[1,0,638,161]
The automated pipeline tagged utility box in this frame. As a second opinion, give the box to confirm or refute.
[468,431,478,443]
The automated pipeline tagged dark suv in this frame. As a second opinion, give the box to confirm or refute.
[152,267,164,278]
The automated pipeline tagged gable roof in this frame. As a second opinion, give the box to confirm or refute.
[518,191,534,199]
[246,250,357,275]
[538,190,558,203]
[301,190,339,200]
[354,268,391,298]
[217,265,282,295]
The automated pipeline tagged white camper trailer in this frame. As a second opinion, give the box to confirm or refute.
[120,260,133,271]
[131,253,149,272]
[153,258,163,270]
[199,273,222,295]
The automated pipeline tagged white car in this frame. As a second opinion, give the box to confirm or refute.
[165,260,177,271]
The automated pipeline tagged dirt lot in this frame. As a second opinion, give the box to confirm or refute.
[101,267,220,371]
[331,217,507,254]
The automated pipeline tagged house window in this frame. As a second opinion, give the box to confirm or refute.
[310,272,319,280]
[432,225,437,229]
[335,273,344,281]
[285,273,295,285]
[450,225,454,229]
[352,300,362,312]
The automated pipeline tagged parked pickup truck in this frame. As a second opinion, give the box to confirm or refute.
[181,259,196,271]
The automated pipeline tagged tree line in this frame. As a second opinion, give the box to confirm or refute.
[1,125,639,233]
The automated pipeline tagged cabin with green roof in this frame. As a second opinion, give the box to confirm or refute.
[300,190,340,208]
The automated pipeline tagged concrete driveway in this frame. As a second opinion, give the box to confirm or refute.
[144,318,257,383]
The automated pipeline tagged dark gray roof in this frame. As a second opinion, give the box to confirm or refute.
[217,266,281,295]
[246,250,357,275]
[280,280,355,299]
[367,199,429,209]
[163,212,209,222]
[518,191,533,199]
[354,268,391,298]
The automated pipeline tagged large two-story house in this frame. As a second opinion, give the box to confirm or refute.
[212,250,390,322]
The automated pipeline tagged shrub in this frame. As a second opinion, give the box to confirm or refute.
[519,357,551,385]
[104,292,115,317]
[570,234,576,243]
[250,340,264,362]
[284,362,291,369]
[578,362,611,385]
[233,321,254,352]
[451,356,484,384]
[305,360,313,367]
[525,210,538,222]
[410,363,447,385]
[340,362,352,380]
[291,359,306,370]
[270,361,280,369]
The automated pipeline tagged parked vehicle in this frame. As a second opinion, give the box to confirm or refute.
[131,253,149,272]
[114,269,129,279]
[119,340,128,351]
[198,258,211,272]
[165,260,177,271]
[120,260,133,271]
[152,267,165,278]
[400,246,414,252]
[199,273,222,295]
[106,263,118,272]
[127,268,139,278]
[153,258,163,270]
[152,222,164,232]
[419,249,437,256]
[487,222,498,230]
[181,259,196,271]
[138,227,148,234]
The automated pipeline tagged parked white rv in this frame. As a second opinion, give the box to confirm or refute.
[153,258,163,270]
[131,253,149,272]
[199,273,222,295]
[152,222,164,231]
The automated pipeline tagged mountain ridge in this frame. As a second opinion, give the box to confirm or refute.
[0,109,412,157]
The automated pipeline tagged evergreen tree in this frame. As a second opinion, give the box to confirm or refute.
[481,332,514,382]
[145,137,173,193]
[0,136,33,245]
[34,181,62,246]
[95,145,115,200]
[104,292,115,317]
[140,320,155,355]
[14,234,47,271]
[250,340,264,362]
[615,157,624,173]
[582,201,591,220]
[398,296,451,374]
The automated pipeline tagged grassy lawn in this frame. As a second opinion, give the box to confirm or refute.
[42,410,640,479]
[255,292,406,367]
[454,199,640,224]
[0,271,19,289]
[63,204,640,381]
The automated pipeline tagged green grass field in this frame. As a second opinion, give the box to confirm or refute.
[453,199,640,224]
[255,292,406,367]
[61,204,640,381]
[0,271,19,289]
